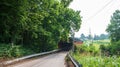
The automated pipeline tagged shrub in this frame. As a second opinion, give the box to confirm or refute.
[76,44,99,56]
[77,45,88,53]
[0,43,34,58]
[100,40,120,56]
[110,40,120,55]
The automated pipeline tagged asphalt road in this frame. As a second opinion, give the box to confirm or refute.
[8,52,67,67]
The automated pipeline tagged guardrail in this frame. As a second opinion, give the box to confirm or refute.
[2,49,60,65]
[67,52,82,67]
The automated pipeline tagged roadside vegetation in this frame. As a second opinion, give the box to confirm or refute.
[0,43,34,59]
[73,10,120,67]
[0,0,82,59]
[73,40,120,67]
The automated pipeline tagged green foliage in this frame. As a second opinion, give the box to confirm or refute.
[76,45,87,53]
[73,53,120,67]
[100,41,120,56]
[106,10,120,42]
[104,10,120,56]
[0,0,82,57]
[94,34,109,40]
[93,40,110,45]
[0,43,34,58]
[108,41,120,55]
[61,0,73,7]
[73,40,120,67]
[76,44,99,56]
[110,41,120,55]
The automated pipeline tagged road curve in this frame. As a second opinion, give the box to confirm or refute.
[8,52,68,67]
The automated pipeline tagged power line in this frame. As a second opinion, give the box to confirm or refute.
[86,0,113,21]
[116,0,120,8]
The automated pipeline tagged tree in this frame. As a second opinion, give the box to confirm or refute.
[94,34,109,40]
[106,10,120,42]
[80,33,86,41]
[99,34,109,40]
[93,35,99,40]
[0,0,82,52]
[0,0,27,44]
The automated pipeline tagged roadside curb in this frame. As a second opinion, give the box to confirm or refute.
[2,49,59,65]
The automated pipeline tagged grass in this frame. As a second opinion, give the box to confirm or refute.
[73,53,120,67]
[73,40,120,67]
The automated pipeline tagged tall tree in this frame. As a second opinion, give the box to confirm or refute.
[106,10,120,42]
[0,0,27,44]
[0,0,82,52]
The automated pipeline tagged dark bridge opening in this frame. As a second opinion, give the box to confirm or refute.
[58,40,73,51]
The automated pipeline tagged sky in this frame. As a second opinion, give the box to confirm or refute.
[69,0,120,37]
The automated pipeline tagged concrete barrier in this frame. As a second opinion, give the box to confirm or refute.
[2,49,60,65]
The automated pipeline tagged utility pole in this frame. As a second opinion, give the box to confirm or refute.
[72,33,75,52]
[89,28,93,45]
[70,27,75,52]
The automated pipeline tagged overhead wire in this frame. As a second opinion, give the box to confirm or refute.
[96,0,120,20]
[86,0,114,36]
[86,0,113,21]
[116,0,120,8]
[79,0,118,35]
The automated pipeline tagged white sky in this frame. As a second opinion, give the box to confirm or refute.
[69,0,120,37]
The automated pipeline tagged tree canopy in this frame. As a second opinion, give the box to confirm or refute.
[0,0,82,52]
[106,10,120,42]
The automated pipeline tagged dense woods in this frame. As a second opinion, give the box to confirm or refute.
[0,0,81,57]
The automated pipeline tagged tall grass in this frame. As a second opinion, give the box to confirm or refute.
[73,40,120,67]
[73,53,120,67]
